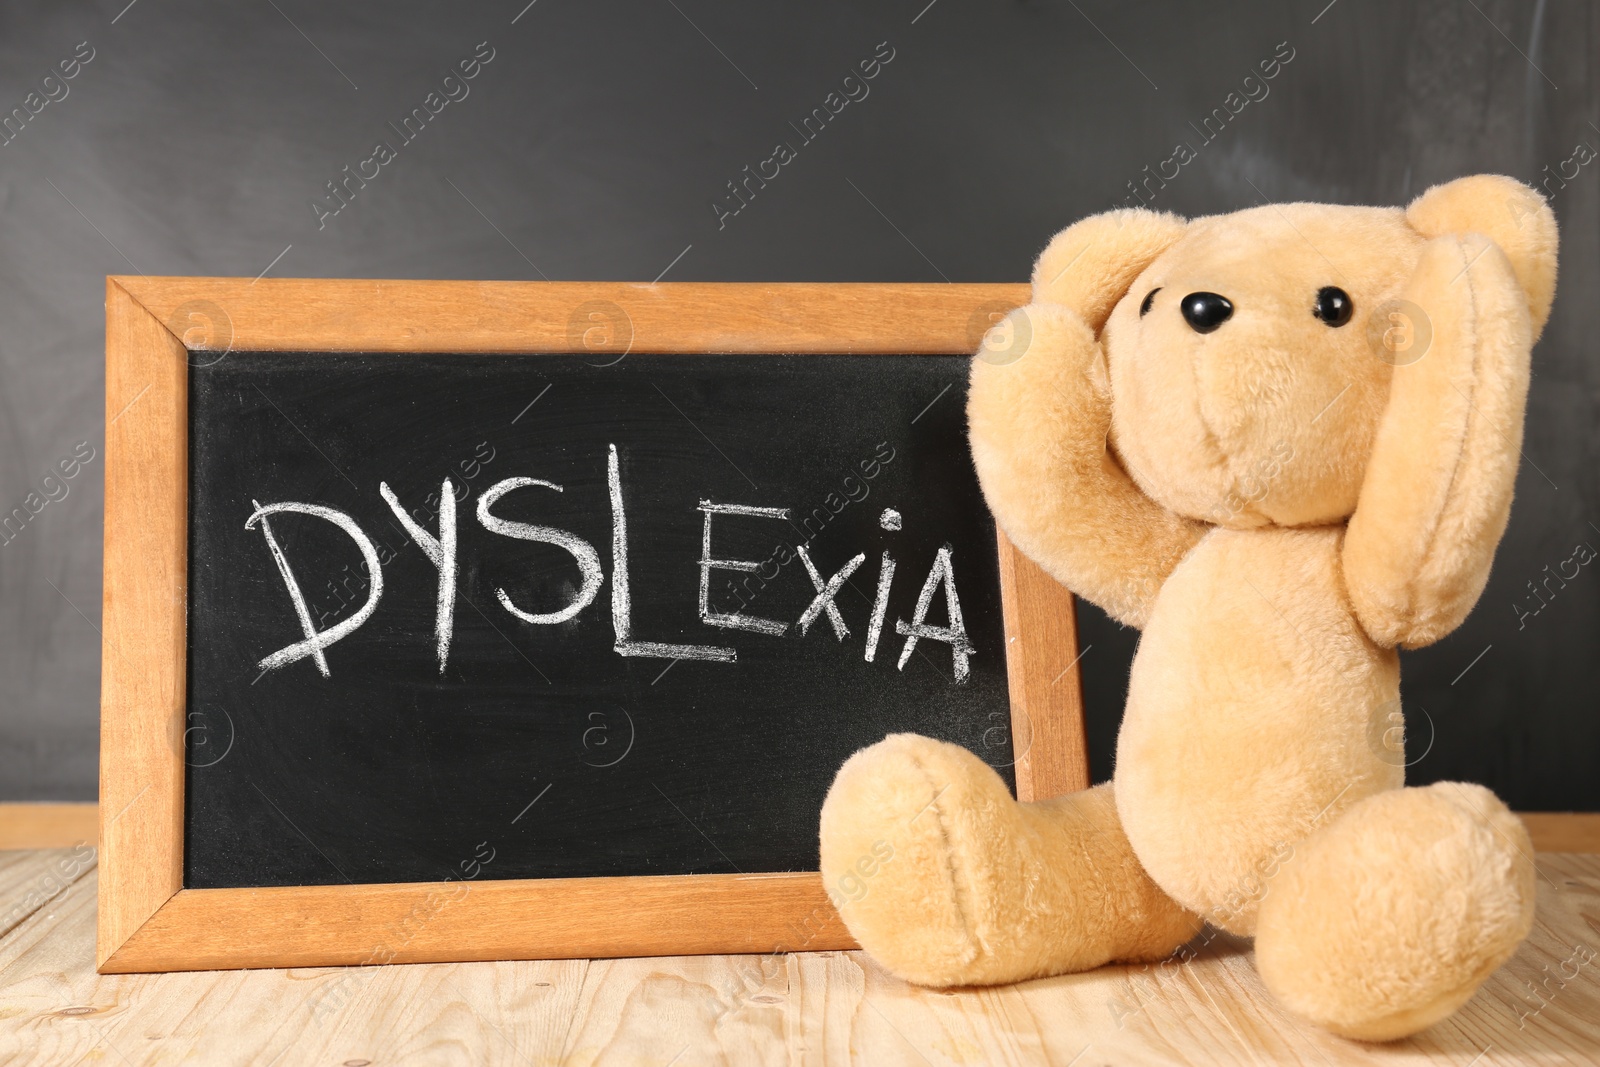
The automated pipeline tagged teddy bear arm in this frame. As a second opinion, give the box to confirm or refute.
[1342,235,1533,648]
[970,303,1206,628]
[1031,209,1187,330]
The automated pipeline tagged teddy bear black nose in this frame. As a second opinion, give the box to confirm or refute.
[1180,292,1234,333]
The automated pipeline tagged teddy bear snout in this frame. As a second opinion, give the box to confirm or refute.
[1180,292,1234,333]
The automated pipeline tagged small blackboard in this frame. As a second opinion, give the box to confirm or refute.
[99,280,1086,973]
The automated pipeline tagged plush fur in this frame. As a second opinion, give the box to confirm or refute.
[819,175,1557,1042]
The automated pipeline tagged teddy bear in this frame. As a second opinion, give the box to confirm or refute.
[819,174,1558,1042]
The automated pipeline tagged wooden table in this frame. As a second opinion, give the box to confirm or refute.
[1,847,1596,1065]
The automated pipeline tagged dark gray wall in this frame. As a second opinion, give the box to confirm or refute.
[0,0,1594,806]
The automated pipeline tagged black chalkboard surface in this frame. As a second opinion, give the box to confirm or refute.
[184,351,1014,889]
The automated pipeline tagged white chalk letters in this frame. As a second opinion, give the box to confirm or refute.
[250,446,971,681]
[699,501,792,637]
[248,499,384,677]
[380,479,457,674]
[608,444,735,662]
[476,477,603,627]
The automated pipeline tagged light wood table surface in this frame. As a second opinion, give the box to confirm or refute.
[0,843,1596,1065]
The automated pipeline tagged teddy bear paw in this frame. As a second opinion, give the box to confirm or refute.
[1254,782,1536,1041]
[818,733,1016,986]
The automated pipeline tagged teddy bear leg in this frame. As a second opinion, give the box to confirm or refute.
[1254,782,1536,1041]
[819,733,1200,987]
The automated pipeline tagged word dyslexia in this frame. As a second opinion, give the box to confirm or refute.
[248,445,974,683]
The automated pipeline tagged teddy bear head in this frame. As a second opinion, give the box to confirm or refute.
[1039,176,1557,529]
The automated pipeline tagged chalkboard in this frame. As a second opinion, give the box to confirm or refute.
[99,279,1085,972]
[185,351,1013,887]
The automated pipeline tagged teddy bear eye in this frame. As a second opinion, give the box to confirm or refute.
[1313,286,1354,327]
[1139,288,1161,317]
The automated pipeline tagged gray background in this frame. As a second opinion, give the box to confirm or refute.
[0,0,1594,807]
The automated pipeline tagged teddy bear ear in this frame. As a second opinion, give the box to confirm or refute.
[1406,175,1559,338]
[1031,208,1187,331]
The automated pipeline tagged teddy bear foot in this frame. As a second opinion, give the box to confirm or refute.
[819,733,1199,987]
[1254,782,1537,1041]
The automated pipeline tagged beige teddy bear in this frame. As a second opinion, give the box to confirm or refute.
[819,175,1558,1041]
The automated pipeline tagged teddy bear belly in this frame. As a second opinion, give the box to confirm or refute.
[1112,525,1403,936]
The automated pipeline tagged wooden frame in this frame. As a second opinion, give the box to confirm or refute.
[100,278,1088,973]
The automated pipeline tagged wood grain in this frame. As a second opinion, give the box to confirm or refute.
[997,530,1090,801]
[101,872,853,974]
[0,805,96,850]
[1519,813,1600,853]
[113,278,1032,355]
[2,849,1597,1064]
[99,280,187,972]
